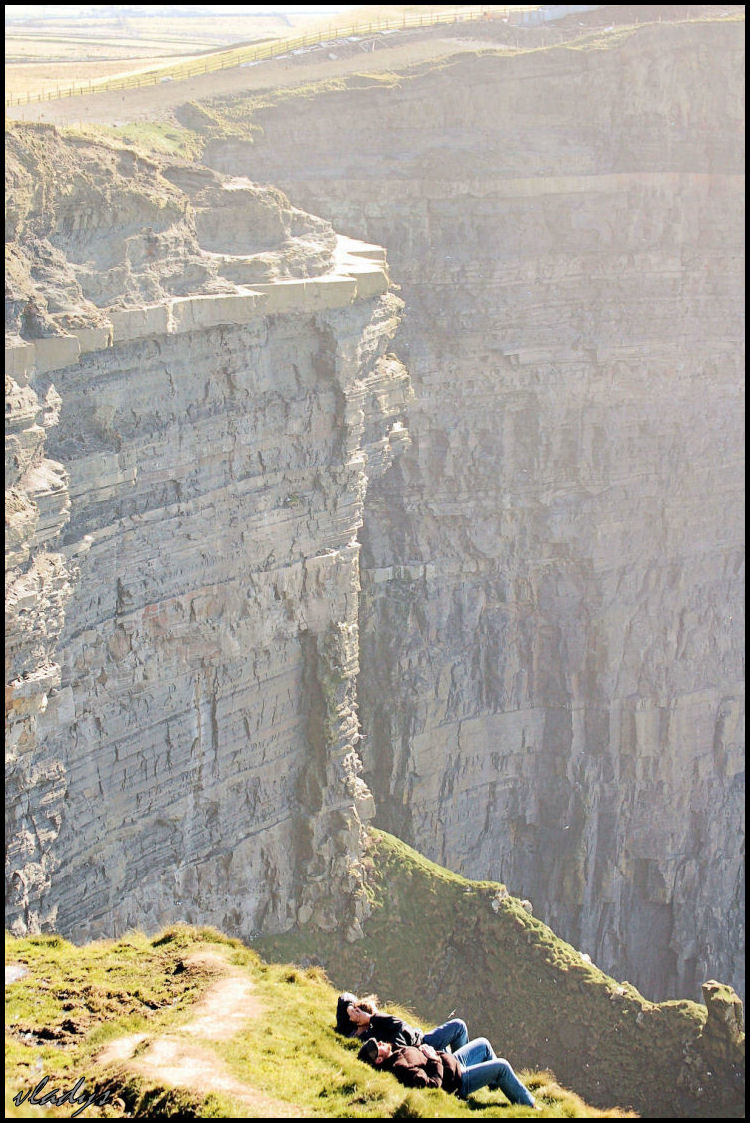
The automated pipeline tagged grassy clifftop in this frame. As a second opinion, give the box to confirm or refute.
[5,831,744,1118]
[256,830,744,1118]
[4,932,624,1119]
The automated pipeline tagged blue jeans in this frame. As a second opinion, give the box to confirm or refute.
[454,1038,535,1106]
[423,1018,469,1053]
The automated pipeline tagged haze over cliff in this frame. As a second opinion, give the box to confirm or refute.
[201,14,745,1004]
[5,7,744,1022]
[206,15,745,1001]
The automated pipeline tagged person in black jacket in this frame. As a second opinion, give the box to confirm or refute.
[335,991,468,1053]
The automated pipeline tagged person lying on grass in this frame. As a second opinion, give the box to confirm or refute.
[336,991,468,1052]
[357,1035,540,1109]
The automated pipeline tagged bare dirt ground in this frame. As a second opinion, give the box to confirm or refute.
[7,28,509,128]
[7,7,739,131]
[96,949,303,1118]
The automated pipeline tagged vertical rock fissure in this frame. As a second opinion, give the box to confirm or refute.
[5,129,413,946]
[204,18,745,1001]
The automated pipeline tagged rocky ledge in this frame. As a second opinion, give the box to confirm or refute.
[5,124,412,943]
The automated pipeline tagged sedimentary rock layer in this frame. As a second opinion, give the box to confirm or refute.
[204,18,745,1001]
[6,340,73,933]
[5,128,411,942]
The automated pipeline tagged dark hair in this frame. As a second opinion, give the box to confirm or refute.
[358,1038,380,1066]
[336,992,359,1036]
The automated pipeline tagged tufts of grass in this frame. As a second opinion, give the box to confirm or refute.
[5,927,222,1118]
[59,120,205,161]
[6,832,740,1116]
[6,908,631,1118]
[150,922,245,950]
[214,953,597,1117]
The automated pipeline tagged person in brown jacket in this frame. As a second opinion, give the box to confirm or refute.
[357,1036,539,1108]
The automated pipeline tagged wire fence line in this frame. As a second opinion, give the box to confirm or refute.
[5,6,539,108]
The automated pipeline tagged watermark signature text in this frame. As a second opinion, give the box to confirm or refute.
[13,1076,112,1118]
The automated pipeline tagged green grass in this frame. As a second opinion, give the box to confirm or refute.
[5,834,744,1116]
[253,830,743,1119]
[4,927,241,1117]
[5,851,637,1119]
[59,120,206,161]
[215,957,629,1117]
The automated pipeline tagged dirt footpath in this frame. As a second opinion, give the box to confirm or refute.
[6,27,520,128]
[96,949,303,1117]
[7,7,737,130]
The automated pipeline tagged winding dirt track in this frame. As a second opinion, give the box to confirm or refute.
[96,949,303,1118]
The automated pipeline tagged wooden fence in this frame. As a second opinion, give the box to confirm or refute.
[5,6,539,108]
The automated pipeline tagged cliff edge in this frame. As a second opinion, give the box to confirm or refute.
[5,124,411,945]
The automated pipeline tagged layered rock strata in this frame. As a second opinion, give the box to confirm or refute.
[6,340,73,933]
[204,17,745,1000]
[5,127,411,941]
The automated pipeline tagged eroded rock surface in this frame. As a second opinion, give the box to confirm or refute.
[5,126,411,942]
[203,18,745,1001]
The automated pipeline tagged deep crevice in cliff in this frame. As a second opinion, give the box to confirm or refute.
[5,13,745,1013]
[200,17,745,1005]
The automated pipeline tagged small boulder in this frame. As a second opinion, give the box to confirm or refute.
[701,979,745,1061]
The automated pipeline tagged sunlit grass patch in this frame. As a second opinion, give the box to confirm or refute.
[7,832,701,1116]
[5,928,218,1118]
[60,120,205,160]
[5,908,637,1119]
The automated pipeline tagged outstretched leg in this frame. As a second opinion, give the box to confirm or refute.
[454,1037,496,1067]
[459,1057,535,1107]
[423,1018,469,1052]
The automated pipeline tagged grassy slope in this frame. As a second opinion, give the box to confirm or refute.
[255,831,744,1119]
[5,14,744,1119]
[59,14,743,163]
[5,832,743,1118]
[5,915,627,1119]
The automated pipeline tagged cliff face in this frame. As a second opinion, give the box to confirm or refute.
[203,19,745,1001]
[5,128,411,942]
